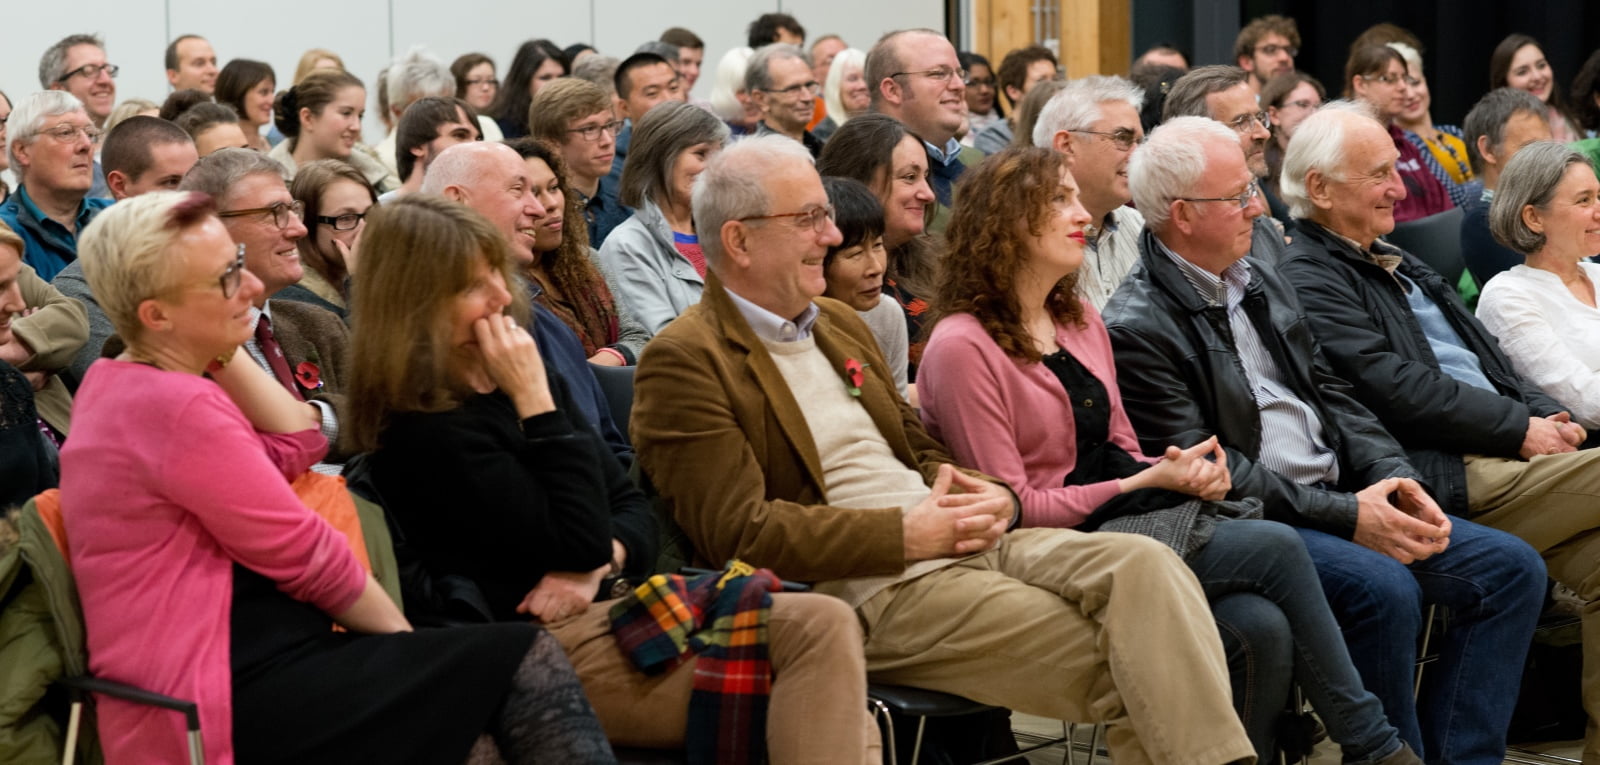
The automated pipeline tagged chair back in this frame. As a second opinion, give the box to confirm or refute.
[589,364,637,445]
[1386,207,1466,285]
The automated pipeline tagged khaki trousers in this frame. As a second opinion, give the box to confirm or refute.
[855,527,1256,765]
[549,591,878,764]
[1467,451,1600,762]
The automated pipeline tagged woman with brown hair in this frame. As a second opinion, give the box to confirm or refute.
[269,69,397,192]
[285,159,377,318]
[505,138,645,364]
[1492,34,1585,143]
[215,58,278,151]
[1345,44,1452,221]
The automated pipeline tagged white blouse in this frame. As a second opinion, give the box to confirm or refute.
[1477,262,1600,429]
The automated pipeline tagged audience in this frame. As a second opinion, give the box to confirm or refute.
[269,70,397,192]
[1345,45,1454,222]
[599,101,728,337]
[1461,87,1554,285]
[816,48,869,141]
[1132,44,1189,72]
[1388,41,1476,208]
[164,34,218,94]
[451,52,499,115]
[0,219,86,444]
[631,134,1256,765]
[1260,71,1326,221]
[490,39,567,140]
[1478,142,1600,430]
[1278,103,1600,762]
[748,44,825,157]
[284,159,377,318]
[387,95,480,199]
[0,91,113,281]
[529,78,629,247]
[819,176,908,396]
[215,58,278,151]
[958,52,1000,140]
[1232,15,1299,93]
[40,34,118,129]
[1492,34,1585,143]
[972,45,1058,153]
[868,29,979,234]
[1009,78,1068,148]
[1572,50,1600,160]
[809,34,847,128]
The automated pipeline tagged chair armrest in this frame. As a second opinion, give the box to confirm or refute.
[58,675,200,731]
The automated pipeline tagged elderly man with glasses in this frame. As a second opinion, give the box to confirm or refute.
[178,149,353,469]
[1164,65,1290,264]
[749,44,826,158]
[0,91,113,281]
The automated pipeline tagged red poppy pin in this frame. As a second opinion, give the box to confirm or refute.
[294,361,324,391]
[844,358,867,397]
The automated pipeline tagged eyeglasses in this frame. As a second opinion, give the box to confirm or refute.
[41,123,102,144]
[759,81,822,98]
[1225,111,1272,134]
[890,67,967,85]
[566,119,624,142]
[466,77,499,88]
[1280,99,1319,111]
[964,76,996,88]
[315,211,368,231]
[217,244,247,298]
[738,203,836,234]
[57,62,118,82]
[1360,72,1421,88]
[218,200,304,230]
[1255,44,1298,57]
[1070,128,1144,151]
[1179,180,1261,211]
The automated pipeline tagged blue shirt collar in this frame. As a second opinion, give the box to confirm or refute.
[725,287,819,343]
[923,137,963,165]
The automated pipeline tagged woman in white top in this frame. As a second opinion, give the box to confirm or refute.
[1478,141,1600,429]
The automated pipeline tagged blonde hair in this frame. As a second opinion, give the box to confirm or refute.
[294,48,345,85]
[77,191,216,344]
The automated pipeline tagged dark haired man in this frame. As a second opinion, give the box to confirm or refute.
[388,97,480,200]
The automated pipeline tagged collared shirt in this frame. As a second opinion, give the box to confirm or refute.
[1156,238,1341,486]
[1078,206,1145,311]
[922,136,963,166]
[578,174,633,249]
[725,288,820,344]
[246,304,341,474]
[754,121,825,158]
[0,185,113,282]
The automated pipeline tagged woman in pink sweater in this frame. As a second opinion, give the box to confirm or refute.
[917,147,1418,765]
[61,191,613,764]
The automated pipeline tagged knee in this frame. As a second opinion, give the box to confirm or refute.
[770,593,864,651]
[1212,593,1294,672]
[1329,559,1423,629]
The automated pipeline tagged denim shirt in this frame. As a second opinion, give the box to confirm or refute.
[0,185,113,282]
[581,174,633,249]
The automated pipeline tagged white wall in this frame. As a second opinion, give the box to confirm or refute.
[3,0,944,142]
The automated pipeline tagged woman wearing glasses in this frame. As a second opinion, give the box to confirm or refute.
[1260,71,1324,222]
[269,69,398,193]
[1345,44,1453,222]
[450,52,505,142]
[61,191,615,764]
[284,159,376,319]
[598,101,730,337]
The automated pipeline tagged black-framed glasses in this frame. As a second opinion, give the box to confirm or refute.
[1070,128,1144,151]
[218,200,304,230]
[57,62,118,82]
[758,81,822,98]
[890,67,967,85]
[41,123,102,144]
[738,203,836,233]
[315,211,368,231]
[1179,180,1261,211]
[1225,111,1272,134]
[218,244,246,298]
[1255,44,1298,57]
[566,119,624,142]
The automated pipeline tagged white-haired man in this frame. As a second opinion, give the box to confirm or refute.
[1279,100,1600,762]
[1104,114,1545,764]
[0,91,112,281]
[1031,75,1146,309]
[375,47,457,178]
[632,133,1256,765]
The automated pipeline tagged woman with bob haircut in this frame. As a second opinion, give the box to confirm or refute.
[598,101,730,337]
[269,69,397,192]
[916,145,1421,765]
[215,58,277,151]
[346,194,876,761]
[61,190,614,764]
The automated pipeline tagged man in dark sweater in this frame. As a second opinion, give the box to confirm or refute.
[1459,87,1553,286]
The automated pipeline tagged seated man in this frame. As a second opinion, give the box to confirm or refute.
[1459,88,1553,285]
[748,44,825,157]
[632,134,1255,765]
[178,149,351,467]
[1276,101,1600,762]
[1103,116,1545,763]
[385,96,479,200]
[0,91,112,281]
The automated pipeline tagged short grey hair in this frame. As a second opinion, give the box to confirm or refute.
[1031,75,1145,149]
[1280,100,1377,218]
[692,134,814,268]
[746,43,809,94]
[620,101,730,209]
[385,46,455,116]
[571,55,621,98]
[177,147,287,208]
[38,34,103,89]
[1463,87,1549,175]
[635,41,681,66]
[8,91,88,173]
[708,47,754,121]
[1129,116,1239,230]
[1490,141,1591,254]
[1162,65,1250,121]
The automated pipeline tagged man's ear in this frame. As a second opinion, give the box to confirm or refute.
[1477,135,1499,168]
[440,185,467,203]
[720,220,753,269]
[106,169,130,200]
[1237,54,1254,73]
[1004,85,1024,107]
[1051,130,1075,160]
[877,77,903,109]
[166,69,180,89]
[1305,168,1336,211]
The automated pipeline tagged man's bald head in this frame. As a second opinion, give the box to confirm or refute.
[423,141,545,261]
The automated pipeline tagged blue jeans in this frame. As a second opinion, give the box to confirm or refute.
[1191,520,1401,764]
[1296,518,1545,764]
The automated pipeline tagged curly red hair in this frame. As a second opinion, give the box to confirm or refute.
[933,146,1083,362]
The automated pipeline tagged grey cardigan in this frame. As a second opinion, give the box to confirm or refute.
[597,197,704,337]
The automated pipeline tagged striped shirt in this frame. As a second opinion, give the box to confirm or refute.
[1155,240,1341,486]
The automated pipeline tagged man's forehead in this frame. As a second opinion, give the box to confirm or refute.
[1093,100,1141,130]
[179,38,211,56]
[1206,84,1256,120]
[231,173,291,205]
[569,109,611,126]
[900,34,957,67]
[65,44,105,65]
[634,63,677,86]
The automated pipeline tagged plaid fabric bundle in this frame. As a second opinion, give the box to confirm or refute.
[609,561,782,765]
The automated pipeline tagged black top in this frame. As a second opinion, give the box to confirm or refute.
[370,371,657,622]
[1042,348,1144,487]
[0,361,54,507]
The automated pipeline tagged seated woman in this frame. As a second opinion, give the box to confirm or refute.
[174,101,251,157]
[815,48,869,142]
[916,146,1420,765]
[348,195,874,760]
[489,39,567,140]
[215,58,277,152]
[817,113,939,384]
[1346,44,1453,222]
[285,159,377,319]
[61,191,612,763]
[1491,34,1586,144]
[820,176,908,398]
[507,138,646,365]
[270,69,398,192]
[0,221,87,443]
[0,225,58,505]
[1260,71,1325,222]
[598,101,729,337]
[1478,141,1600,431]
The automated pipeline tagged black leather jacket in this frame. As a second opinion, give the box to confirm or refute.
[1102,227,1420,537]
[1277,220,1565,515]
